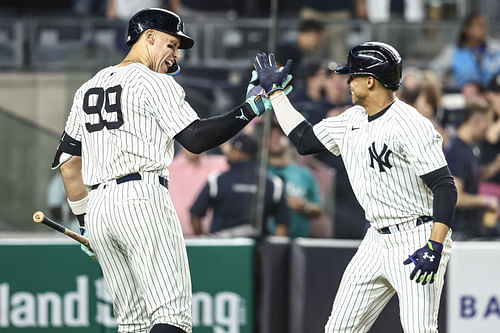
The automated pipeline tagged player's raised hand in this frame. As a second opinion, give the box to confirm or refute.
[245,69,293,116]
[403,240,443,285]
[254,53,292,96]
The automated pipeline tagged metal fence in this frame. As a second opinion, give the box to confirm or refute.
[2,16,500,71]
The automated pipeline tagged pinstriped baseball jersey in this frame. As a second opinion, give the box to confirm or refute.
[62,62,199,332]
[313,98,447,229]
[64,63,198,186]
[312,97,453,333]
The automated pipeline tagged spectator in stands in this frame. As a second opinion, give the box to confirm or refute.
[431,12,500,92]
[291,61,351,125]
[294,154,335,238]
[397,68,422,105]
[291,61,332,124]
[275,19,325,78]
[268,123,322,238]
[445,102,499,240]
[398,69,449,146]
[290,61,328,104]
[364,0,433,23]
[415,70,449,147]
[299,0,366,61]
[190,133,290,237]
[322,65,351,116]
[169,147,228,236]
[478,74,500,202]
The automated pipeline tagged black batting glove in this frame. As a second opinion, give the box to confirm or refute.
[253,52,292,96]
[403,240,443,285]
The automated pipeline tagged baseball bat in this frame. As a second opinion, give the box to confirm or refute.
[32,211,92,251]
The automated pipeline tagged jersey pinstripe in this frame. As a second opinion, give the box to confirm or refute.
[313,98,447,229]
[324,223,452,333]
[61,62,199,332]
[311,97,452,333]
[87,178,191,332]
[64,63,199,186]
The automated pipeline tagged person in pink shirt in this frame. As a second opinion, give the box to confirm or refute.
[169,147,228,236]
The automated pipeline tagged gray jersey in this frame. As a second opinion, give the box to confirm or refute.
[313,98,447,229]
[64,63,198,186]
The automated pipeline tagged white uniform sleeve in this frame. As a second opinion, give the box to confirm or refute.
[312,111,350,156]
[147,75,199,138]
[64,88,84,142]
[398,116,447,176]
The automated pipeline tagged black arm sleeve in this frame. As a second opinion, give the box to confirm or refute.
[174,102,256,154]
[420,166,457,227]
[51,131,82,168]
[288,120,329,155]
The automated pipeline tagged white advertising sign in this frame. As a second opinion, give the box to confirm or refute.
[447,241,500,332]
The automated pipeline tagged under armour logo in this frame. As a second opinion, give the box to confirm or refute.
[236,108,249,121]
[423,252,435,262]
[369,142,393,172]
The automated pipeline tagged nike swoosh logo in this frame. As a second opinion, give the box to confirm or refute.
[351,126,360,130]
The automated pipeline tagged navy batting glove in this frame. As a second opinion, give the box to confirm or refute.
[79,226,97,260]
[404,240,443,285]
[245,70,293,116]
[253,52,292,96]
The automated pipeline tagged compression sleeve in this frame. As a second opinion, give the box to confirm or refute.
[288,121,329,155]
[270,91,306,135]
[175,102,256,154]
[420,166,457,227]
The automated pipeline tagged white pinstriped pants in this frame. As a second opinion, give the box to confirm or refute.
[325,222,452,333]
[87,174,192,333]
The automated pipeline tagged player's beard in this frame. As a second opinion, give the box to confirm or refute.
[351,91,367,108]
[351,90,359,105]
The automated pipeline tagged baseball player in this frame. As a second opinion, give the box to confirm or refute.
[253,43,457,332]
[51,8,287,333]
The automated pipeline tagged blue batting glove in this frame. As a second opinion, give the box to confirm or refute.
[245,70,293,116]
[253,52,292,95]
[79,226,97,260]
[403,240,443,285]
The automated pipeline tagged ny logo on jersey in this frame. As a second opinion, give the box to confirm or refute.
[369,142,393,172]
[423,252,435,262]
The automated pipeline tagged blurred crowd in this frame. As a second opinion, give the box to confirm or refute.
[33,1,500,241]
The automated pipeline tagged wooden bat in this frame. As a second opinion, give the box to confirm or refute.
[33,211,92,251]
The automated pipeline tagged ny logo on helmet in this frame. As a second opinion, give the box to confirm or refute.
[423,252,435,262]
[369,142,393,172]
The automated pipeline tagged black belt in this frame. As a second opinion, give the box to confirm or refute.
[91,173,168,190]
[378,216,433,234]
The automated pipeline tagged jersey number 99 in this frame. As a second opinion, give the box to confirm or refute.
[83,85,123,132]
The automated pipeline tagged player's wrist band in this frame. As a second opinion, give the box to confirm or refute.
[67,196,88,215]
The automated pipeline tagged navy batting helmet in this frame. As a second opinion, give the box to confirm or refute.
[126,8,194,49]
[335,42,402,90]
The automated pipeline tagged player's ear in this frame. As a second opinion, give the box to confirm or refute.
[367,76,376,89]
[145,29,155,45]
